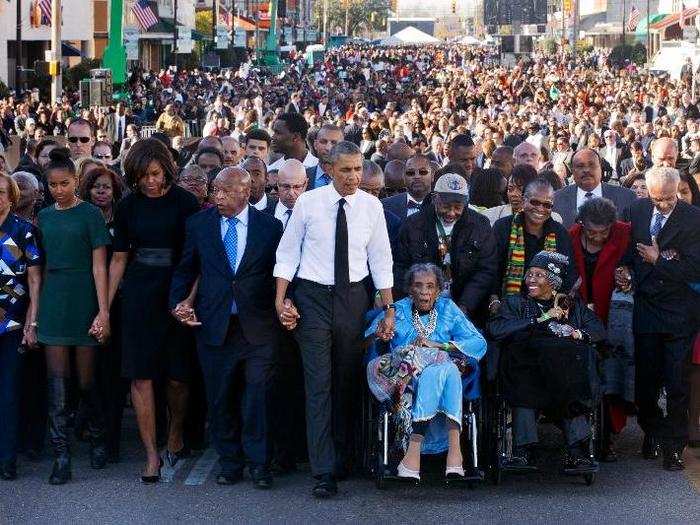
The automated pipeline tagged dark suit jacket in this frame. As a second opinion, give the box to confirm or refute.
[285,102,301,114]
[381,192,433,223]
[624,199,700,334]
[169,206,283,347]
[553,183,637,228]
[260,195,278,215]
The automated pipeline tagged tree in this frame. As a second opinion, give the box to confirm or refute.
[313,0,389,37]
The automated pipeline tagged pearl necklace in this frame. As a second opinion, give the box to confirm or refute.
[412,308,438,339]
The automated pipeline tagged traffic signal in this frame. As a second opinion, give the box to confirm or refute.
[452,0,456,14]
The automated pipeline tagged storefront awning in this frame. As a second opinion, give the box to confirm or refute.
[61,42,81,57]
[649,9,698,31]
[635,14,668,36]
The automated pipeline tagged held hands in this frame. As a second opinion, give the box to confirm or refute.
[412,336,443,349]
[276,298,300,331]
[614,266,632,292]
[375,310,396,342]
[544,306,565,321]
[22,324,38,349]
[89,311,110,344]
[636,237,660,265]
[171,300,202,327]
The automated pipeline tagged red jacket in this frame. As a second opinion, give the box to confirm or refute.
[570,221,631,325]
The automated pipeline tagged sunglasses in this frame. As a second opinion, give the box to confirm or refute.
[68,136,91,143]
[527,198,554,210]
[94,154,112,159]
[405,169,431,176]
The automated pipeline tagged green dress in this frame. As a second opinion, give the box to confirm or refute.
[37,202,110,346]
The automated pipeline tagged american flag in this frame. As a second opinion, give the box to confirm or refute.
[680,3,687,29]
[38,0,51,25]
[627,6,641,32]
[131,0,158,30]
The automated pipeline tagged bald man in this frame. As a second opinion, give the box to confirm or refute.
[170,167,283,489]
[221,136,243,167]
[650,137,679,168]
[272,159,308,228]
[513,141,542,172]
[383,159,406,198]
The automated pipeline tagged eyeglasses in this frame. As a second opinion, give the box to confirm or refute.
[405,169,431,176]
[94,154,112,159]
[278,183,306,192]
[527,198,554,210]
[68,136,91,143]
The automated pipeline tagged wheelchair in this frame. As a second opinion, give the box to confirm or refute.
[485,340,604,487]
[359,336,487,489]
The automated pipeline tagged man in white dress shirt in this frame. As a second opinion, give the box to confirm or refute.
[274,142,395,498]
[268,112,318,172]
[273,159,307,228]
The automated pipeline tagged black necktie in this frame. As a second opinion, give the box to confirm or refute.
[335,198,350,293]
[117,118,123,142]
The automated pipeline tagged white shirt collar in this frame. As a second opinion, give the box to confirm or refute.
[407,194,423,205]
[274,200,292,218]
[577,184,602,198]
[252,193,268,211]
[221,205,249,226]
[327,184,357,207]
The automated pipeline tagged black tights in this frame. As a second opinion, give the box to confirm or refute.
[45,346,96,387]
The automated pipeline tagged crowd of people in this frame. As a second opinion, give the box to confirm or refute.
[0,43,699,499]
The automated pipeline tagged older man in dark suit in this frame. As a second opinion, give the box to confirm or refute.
[170,167,283,488]
[618,167,700,471]
[553,148,636,228]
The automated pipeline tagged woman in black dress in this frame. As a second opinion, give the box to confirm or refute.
[108,139,199,482]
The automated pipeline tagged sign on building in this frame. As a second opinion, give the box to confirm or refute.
[123,27,139,61]
[216,26,230,49]
[177,28,194,53]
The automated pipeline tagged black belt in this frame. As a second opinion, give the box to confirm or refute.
[297,278,367,292]
[134,248,174,267]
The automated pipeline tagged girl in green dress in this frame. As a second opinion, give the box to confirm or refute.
[36,148,111,485]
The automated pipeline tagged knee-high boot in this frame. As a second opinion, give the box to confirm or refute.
[47,376,71,484]
[82,384,107,469]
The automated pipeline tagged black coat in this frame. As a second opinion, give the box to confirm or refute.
[492,214,578,296]
[489,295,605,416]
[623,199,700,335]
[394,205,497,316]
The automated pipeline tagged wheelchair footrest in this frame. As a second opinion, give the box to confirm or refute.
[562,464,599,476]
[445,467,484,484]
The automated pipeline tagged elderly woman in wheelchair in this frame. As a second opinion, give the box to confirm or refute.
[489,251,605,475]
[366,263,486,481]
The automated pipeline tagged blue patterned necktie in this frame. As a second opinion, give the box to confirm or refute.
[650,212,664,238]
[223,217,238,273]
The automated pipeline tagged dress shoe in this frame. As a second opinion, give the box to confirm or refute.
[164,447,191,468]
[396,461,421,480]
[250,466,273,489]
[312,474,337,499]
[140,457,163,484]
[504,446,538,472]
[215,471,243,485]
[0,461,17,481]
[48,454,72,485]
[662,450,685,471]
[642,435,660,459]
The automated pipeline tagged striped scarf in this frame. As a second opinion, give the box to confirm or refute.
[503,213,558,295]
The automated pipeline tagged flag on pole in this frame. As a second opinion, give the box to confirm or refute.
[680,3,687,29]
[132,0,158,30]
[38,0,51,25]
[627,6,641,32]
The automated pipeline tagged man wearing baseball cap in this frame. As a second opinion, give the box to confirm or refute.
[394,172,497,324]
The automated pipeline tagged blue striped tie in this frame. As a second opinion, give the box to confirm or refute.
[650,212,664,238]
[223,217,238,273]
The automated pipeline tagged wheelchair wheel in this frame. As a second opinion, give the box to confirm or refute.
[491,399,510,485]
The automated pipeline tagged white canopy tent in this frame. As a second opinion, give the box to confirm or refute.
[380,26,441,46]
[460,35,482,46]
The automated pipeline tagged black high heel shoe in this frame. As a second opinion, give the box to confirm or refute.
[140,457,163,484]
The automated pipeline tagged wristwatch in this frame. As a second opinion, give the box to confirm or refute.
[383,303,395,312]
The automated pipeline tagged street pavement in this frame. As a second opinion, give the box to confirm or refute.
[1,414,698,524]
